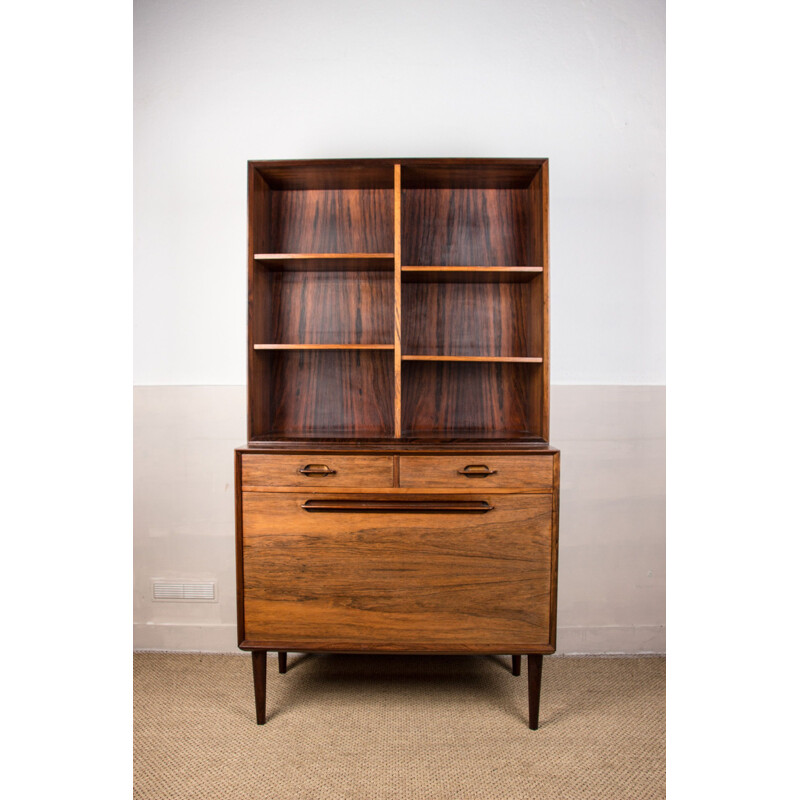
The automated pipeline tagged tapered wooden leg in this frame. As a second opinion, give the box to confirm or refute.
[528,654,543,730]
[251,650,267,724]
[511,655,521,676]
[278,651,287,674]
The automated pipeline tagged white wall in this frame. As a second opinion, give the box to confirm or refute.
[134,0,664,386]
[133,0,665,653]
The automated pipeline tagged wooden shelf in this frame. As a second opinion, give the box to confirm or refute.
[255,344,394,351]
[254,253,394,260]
[396,430,546,442]
[402,355,542,363]
[402,266,542,272]
[254,254,395,271]
[402,266,542,283]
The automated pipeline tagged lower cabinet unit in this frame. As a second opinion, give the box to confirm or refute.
[235,449,560,729]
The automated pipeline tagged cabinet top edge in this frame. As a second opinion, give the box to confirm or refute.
[236,442,560,455]
[247,158,549,167]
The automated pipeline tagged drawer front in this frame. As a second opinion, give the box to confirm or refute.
[241,454,393,488]
[398,455,554,490]
[241,492,554,652]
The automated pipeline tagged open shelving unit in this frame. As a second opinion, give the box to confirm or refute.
[247,158,549,442]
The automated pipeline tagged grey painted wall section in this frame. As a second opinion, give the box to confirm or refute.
[133,385,665,654]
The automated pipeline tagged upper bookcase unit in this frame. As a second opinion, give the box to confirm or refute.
[247,159,549,444]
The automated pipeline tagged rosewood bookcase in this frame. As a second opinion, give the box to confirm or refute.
[235,158,559,729]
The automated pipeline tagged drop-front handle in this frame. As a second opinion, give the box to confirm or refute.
[300,499,494,513]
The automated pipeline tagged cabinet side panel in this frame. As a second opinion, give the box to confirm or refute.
[529,163,550,440]
[235,451,245,645]
[549,451,560,649]
[249,167,272,440]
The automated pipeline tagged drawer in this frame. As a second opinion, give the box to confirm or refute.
[241,454,393,488]
[241,492,555,652]
[398,455,554,490]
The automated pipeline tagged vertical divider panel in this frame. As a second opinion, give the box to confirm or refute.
[394,164,402,437]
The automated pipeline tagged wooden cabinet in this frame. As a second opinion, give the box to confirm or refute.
[236,159,559,729]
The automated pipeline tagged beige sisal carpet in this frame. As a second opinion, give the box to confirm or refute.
[134,652,665,799]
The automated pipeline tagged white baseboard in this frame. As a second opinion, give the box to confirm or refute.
[555,624,665,655]
[133,623,665,655]
[134,622,239,653]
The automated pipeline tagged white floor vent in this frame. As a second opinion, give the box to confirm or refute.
[152,581,216,601]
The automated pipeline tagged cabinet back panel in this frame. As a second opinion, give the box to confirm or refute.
[262,270,393,345]
[402,281,532,358]
[402,361,536,436]
[258,350,394,437]
[401,187,534,266]
[267,188,393,254]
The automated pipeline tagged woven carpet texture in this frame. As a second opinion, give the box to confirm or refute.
[134,653,665,799]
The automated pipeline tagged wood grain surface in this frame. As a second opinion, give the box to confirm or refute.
[254,253,393,263]
[401,361,537,437]
[402,279,533,358]
[400,161,543,189]
[247,159,549,441]
[394,163,403,437]
[398,455,554,490]
[401,267,542,283]
[269,188,393,254]
[264,268,393,345]
[255,344,394,350]
[241,492,554,652]
[401,187,534,266]
[252,161,395,191]
[260,349,394,438]
[534,161,550,441]
[241,453,393,489]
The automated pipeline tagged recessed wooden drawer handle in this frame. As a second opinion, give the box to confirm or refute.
[457,465,497,477]
[301,499,494,513]
[298,464,337,476]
